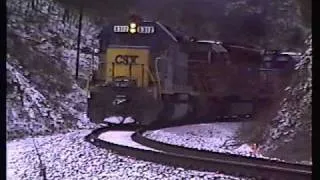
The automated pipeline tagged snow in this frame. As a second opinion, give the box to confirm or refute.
[104,116,136,124]
[123,117,135,124]
[145,123,242,150]
[104,117,123,124]
[98,131,160,151]
[6,61,66,136]
[143,123,279,159]
[7,0,102,139]
[7,130,251,180]
[234,144,257,155]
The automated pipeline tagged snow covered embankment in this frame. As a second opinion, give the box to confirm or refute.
[143,123,282,160]
[7,0,101,139]
[7,131,252,180]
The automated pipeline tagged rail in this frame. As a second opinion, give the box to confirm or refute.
[133,129,311,180]
[86,125,312,180]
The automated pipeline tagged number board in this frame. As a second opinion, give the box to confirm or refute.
[113,26,129,33]
[113,25,155,34]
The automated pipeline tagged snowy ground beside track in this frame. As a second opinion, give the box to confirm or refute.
[143,122,277,160]
[7,130,254,180]
[98,131,161,151]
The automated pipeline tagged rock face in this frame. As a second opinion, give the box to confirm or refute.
[261,35,312,162]
[6,0,100,139]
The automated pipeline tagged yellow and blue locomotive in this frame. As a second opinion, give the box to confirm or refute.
[87,16,300,125]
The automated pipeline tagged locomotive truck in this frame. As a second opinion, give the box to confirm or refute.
[87,16,300,125]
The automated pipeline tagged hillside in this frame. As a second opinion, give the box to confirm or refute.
[6,0,100,139]
[261,35,312,162]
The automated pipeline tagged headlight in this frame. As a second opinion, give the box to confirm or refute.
[129,28,137,34]
[130,23,137,28]
[129,23,137,34]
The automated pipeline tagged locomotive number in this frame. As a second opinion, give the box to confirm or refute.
[137,26,155,34]
[113,26,129,33]
[113,25,155,34]
[115,55,139,65]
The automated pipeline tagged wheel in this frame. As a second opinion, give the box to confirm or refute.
[153,94,195,126]
[130,89,163,126]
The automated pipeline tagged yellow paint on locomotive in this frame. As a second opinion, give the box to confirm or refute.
[105,47,150,87]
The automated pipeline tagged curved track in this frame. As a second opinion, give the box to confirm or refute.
[85,125,312,180]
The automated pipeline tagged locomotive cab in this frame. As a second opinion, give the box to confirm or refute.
[88,45,163,125]
[88,17,192,126]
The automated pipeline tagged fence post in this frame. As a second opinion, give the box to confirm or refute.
[75,4,83,80]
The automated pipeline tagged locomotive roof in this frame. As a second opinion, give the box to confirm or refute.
[280,52,302,56]
[100,19,298,60]
[197,40,223,44]
[196,40,228,53]
[100,20,179,43]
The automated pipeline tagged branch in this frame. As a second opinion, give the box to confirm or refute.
[29,124,47,180]
[32,138,47,180]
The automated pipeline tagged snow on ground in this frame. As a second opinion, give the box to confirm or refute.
[103,116,136,124]
[6,56,98,138]
[98,131,161,151]
[143,123,282,160]
[7,130,253,180]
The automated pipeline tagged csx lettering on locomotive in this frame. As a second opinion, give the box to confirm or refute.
[115,55,139,65]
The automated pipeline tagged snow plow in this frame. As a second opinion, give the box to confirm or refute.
[86,15,301,126]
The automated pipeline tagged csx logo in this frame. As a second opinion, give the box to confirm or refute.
[115,55,139,65]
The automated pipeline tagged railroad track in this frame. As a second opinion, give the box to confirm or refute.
[85,124,312,180]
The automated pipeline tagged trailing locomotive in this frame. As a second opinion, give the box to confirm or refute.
[87,15,300,125]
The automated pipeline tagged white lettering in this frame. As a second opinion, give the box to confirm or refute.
[113,26,129,32]
[113,25,155,34]
[137,26,155,34]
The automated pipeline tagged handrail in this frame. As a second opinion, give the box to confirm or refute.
[87,58,162,100]
[154,57,162,98]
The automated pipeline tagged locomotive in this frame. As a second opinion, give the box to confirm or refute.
[87,15,300,125]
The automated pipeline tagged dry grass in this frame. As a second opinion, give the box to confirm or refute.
[237,99,282,145]
[237,60,312,162]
